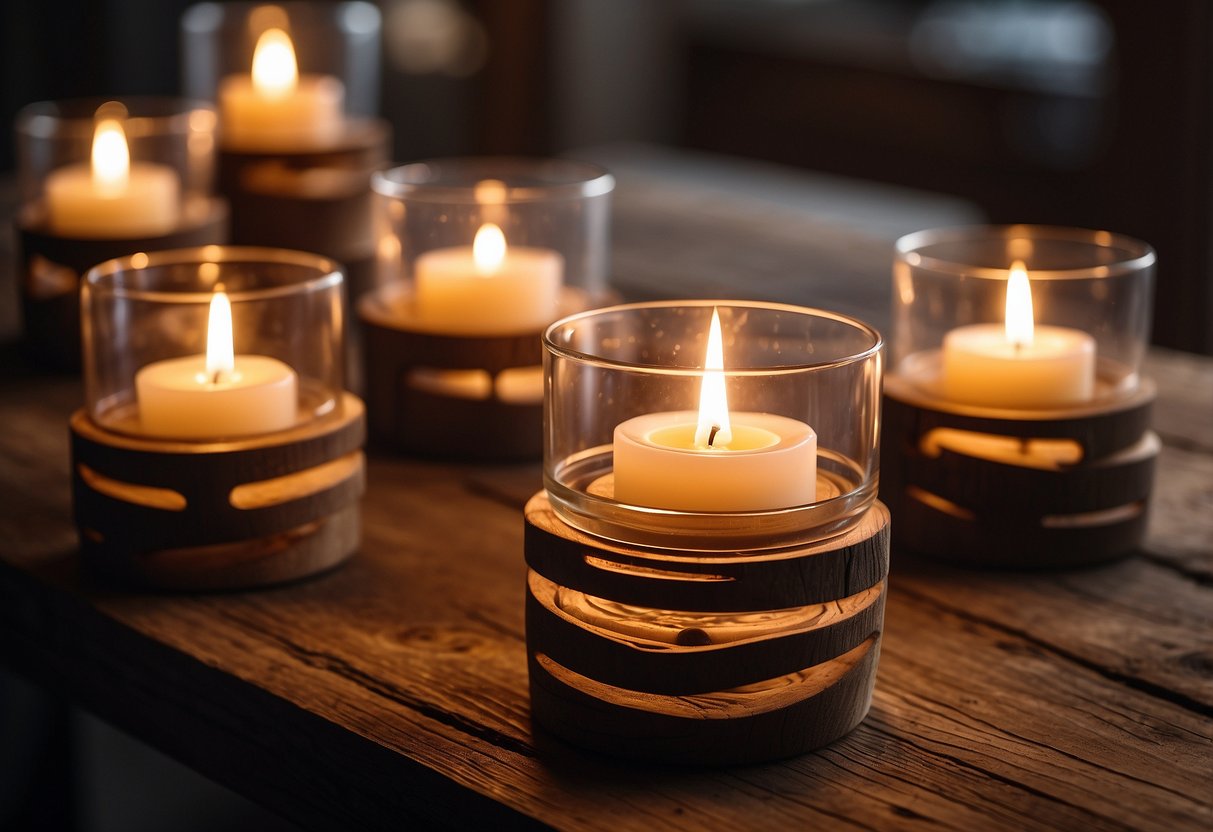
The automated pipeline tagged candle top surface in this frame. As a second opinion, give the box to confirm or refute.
[616,411,816,454]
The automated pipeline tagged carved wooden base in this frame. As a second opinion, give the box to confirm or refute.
[15,199,229,370]
[70,393,366,590]
[524,492,889,765]
[358,288,545,461]
[880,374,1158,569]
[217,119,390,300]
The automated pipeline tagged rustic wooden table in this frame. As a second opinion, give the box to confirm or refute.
[1,154,1210,830]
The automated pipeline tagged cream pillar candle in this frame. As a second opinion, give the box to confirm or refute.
[218,28,345,151]
[941,261,1095,408]
[612,308,818,512]
[45,116,180,238]
[136,289,298,439]
[413,223,563,334]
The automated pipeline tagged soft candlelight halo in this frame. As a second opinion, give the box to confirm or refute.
[82,246,347,440]
[542,300,884,551]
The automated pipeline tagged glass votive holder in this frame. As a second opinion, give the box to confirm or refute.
[883,225,1159,568]
[72,247,365,590]
[181,1,381,124]
[524,300,889,764]
[359,157,615,461]
[14,97,228,369]
[181,2,389,295]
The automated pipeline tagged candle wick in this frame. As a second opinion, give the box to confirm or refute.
[708,424,721,447]
[211,370,224,385]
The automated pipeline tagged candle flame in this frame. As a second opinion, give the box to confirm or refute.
[91,118,130,195]
[1004,260,1034,349]
[252,28,299,99]
[473,223,506,274]
[206,287,235,381]
[694,308,733,449]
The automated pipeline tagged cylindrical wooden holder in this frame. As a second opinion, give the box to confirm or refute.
[524,492,890,765]
[880,375,1158,568]
[360,309,543,461]
[217,120,390,301]
[70,393,366,590]
[15,199,229,370]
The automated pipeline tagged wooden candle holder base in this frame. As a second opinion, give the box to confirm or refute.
[15,199,229,370]
[358,289,548,462]
[217,120,390,301]
[880,375,1158,569]
[524,492,890,765]
[70,393,366,590]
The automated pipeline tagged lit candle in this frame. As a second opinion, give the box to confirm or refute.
[612,308,817,512]
[44,111,180,238]
[135,287,298,439]
[218,28,345,151]
[941,261,1096,408]
[413,222,563,335]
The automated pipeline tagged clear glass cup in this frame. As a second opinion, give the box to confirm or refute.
[181,1,382,117]
[368,157,615,325]
[15,97,218,233]
[82,246,347,441]
[543,300,883,551]
[892,225,1155,406]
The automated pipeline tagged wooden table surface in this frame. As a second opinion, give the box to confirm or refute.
[1,154,1211,831]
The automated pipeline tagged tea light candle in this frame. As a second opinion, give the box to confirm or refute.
[612,308,817,512]
[413,223,563,334]
[136,289,298,439]
[45,115,180,238]
[941,261,1095,408]
[219,28,345,151]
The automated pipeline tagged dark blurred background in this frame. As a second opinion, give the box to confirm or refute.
[3,0,1211,355]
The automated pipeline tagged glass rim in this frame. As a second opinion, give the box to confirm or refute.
[543,299,884,377]
[84,246,343,304]
[894,224,1156,280]
[182,0,381,31]
[16,97,217,140]
[372,156,616,204]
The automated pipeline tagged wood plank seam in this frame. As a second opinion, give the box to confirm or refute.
[892,582,1213,718]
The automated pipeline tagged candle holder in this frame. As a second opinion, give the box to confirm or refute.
[882,225,1158,569]
[527,301,887,764]
[181,1,389,299]
[360,158,615,461]
[14,97,228,370]
[72,247,365,590]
